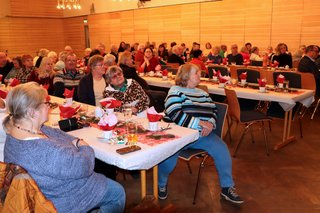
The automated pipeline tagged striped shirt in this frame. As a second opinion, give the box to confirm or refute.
[165,86,217,131]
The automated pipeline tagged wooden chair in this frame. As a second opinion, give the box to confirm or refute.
[224,87,271,157]
[250,61,263,67]
[166,63,180,69]
[300,72,318,119]
[236,68,260,83]
[178,102,228,204]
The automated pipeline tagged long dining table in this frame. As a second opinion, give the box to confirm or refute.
[47,96,199,200]
[142,76,315,150]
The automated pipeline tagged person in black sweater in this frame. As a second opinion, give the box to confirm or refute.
[227,44,243,65]
[0,52,13,83]
[272,43,293,68]
[167,45,185,65]
[298,45,320,96]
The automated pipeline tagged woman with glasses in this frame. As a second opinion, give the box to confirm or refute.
[139,47,161,73]
[104,65,149,114]
[78,55,107,106]
[3,82,125,213]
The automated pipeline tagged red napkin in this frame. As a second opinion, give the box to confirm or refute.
[59,105,81,118]
[239,72,247,80]
[138,67,144,73]
[63,88,75,98]
[219,76,229,83]
[147,113,163,122]
[0,89,7,99]
[162,69,168,76]
[99,98,122,108]
[0,75,3,82]
[222,58,228,65]
[9,78,20,87]
[99,124,116,131]
[276,74,285,83]
[42,84,49,91]
[258,79,267,87]
[214,70,221,77]
[46,95,51,102]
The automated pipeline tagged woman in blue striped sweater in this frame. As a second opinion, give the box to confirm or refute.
[158,63,243,204]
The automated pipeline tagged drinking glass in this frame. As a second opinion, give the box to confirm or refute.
[123,106,132,122]
[126,121,138,146]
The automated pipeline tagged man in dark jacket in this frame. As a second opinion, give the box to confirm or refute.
[298,45,320,96]
[167,45,185,65]
[0,52,13,83]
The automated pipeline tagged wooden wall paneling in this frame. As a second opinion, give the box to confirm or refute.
[63,16,86,57]
[271,0,303,53]
[162,5,182,45]
[243,0,272,53]
[219,0,246,49]
[200,1,223,48]
[301,1,320,45]
[180,4,200,48]
[0,17,64,57]
[10,0,63,17]
[133,9,149,44]
[147,7,164,46]
[108,12,121,48]
[88,13,111,50]
[120,11,134,45]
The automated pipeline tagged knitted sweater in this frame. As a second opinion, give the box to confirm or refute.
[4,125,108,213]
[164,86,217,131]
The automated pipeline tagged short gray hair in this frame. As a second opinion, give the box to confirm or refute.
[104,54,116,66]
[175,63,199,87]
[105,65,123,84]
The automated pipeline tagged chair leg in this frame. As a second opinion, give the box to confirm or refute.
[233,125,250,157]
[192,154,208,205]
[311,99,320,119]
[261,122,269,156]
[249,123,255,144]
[299,117,303,138]
[226,116,233,143]
[268,120,272,131]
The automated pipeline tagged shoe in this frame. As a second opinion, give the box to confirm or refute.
[158,185,168,200]
[220,187,244,204]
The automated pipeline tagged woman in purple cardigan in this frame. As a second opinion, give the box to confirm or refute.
[3,82,125,213]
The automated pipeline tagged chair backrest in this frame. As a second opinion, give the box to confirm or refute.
[166,63,180,69]
[237,68,260,83]
[299,72,316,91]
[168,67,178,75]
[224,87,241,122]
[212,102,228,138]
[250,61,263,66]
[207,65,229,78]
[272,71,301,88]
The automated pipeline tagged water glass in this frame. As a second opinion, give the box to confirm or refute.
[123,106,132,122]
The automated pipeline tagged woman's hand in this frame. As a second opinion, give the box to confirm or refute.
[72,139,89,148]
[199,120,214,137]
[131,107,138,114]
[155,64,161,71]
[144,56,150,66]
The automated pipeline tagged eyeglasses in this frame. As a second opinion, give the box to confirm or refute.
[94,63,104,67]
[111,72,123,79]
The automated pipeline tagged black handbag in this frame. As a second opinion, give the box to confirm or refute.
[58,117,83,132]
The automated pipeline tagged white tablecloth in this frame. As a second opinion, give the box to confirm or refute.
[48,96,199,170]
[143,77,315,111]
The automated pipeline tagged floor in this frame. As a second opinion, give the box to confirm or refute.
[118,108,320,213]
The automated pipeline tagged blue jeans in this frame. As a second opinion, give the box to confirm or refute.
[158,131,234,188]
[98,178,126,213]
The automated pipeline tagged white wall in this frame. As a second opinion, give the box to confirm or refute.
[63,0,220,17]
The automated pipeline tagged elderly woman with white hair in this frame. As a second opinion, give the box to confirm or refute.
[104,65,149,114]
[158,63,243,204]
[3,82,125,213]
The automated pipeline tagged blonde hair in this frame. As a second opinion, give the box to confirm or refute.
[175,63,199,87]
[38,57,55,79]
[118,51,132,65]
[3,82,47,131]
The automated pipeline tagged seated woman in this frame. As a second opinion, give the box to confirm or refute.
[158,64,243,204]
[3,82,125,213]
[190,50,208,75]
[207,46,222,64]
[5,56,22,82]
[139,47,161,72]
[78,55,107,106]
[15,54,36,83]
[250,47,263,61]
[28,57,56,95]
[272,43,293,68]
[104,65,149,114]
